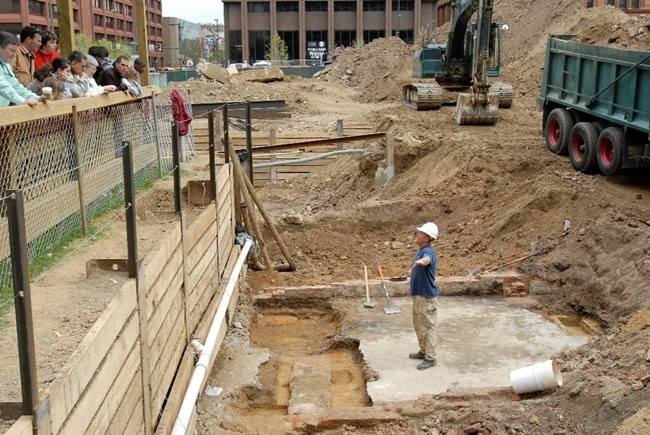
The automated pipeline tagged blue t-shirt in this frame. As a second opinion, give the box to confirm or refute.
[410,246,438,297]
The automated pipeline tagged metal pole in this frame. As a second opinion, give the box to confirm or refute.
[336,119,343,150]
[208,110,217,201]
[71,105,88,236]
[171,122,182,213]
[6,190,38,415]
[151,94,163,177]
[245,101,253,183]
[223,103,230,164]
[121,142,138,278]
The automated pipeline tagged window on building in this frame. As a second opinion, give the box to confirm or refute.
[334,29,356,47]
[247,2,270,12]
[392,29,413,43]
[278,30,299,60]
[105,0,114,10]
[52,4,59,19]
[363,29,385,43]
[277,1,299,12]
[0,0,21,14]
[586,0,593,6]
[363,1,385,11]
[306,1,328,11]
[28,0,44,15]
[105,16,114,27]
[115,2,122,13]
[619,0,627,8]
[117,19,124,30]
[124,4,132,15]
[392,0,414,11]
[93,0,101,8]
[229,30,243,63]
[334,1,357,11]
[74,9,79,22]
[126,21,133,32]
[95,33,105,40]
[607,0,615,4]
[306,30,327,45]
[631,0,639,7]
[248,30,270,62]
[94,14,104,26]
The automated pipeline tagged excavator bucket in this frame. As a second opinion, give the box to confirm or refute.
[454,91,500,125]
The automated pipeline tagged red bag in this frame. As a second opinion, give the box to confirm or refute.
[170,90,192,136]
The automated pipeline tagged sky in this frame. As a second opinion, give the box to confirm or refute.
[162,0,224,24]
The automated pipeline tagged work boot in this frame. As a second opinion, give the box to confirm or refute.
[417,359,436,370]
[409,351,426,360]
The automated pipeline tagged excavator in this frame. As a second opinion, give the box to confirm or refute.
[402,0,514,124]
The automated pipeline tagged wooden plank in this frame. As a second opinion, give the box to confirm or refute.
[146,245,183,320]
[121,394,145,435]
[187,242,217,310]
[216,164,230,192]
[106,369,144,435]
[184,203,217,248]
[141,224,182,293]
[187,242,218,292]
[218,203,233,234]
[187,266,217,333]
[41,280,137,434]
[58,314,140,434]
[0,88,157,127]
[147,282,183,362]
[148,275,183,350]
[83,342,141,434]
[186,222,217,274]
[4,416,32,435]
[151,294,187,390]
[152,348,194,434]
[150,311,186,416]
[217,189,232,223]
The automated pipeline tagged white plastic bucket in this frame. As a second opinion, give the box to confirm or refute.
[510,360,563,394]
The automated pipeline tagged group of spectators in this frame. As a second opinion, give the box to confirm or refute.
[0,26,147,108]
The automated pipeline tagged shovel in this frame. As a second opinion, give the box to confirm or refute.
[363,265,376,308]
[376,258,401,314]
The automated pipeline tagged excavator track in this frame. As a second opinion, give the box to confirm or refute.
[490,82,515,108]
[402,83,443,110]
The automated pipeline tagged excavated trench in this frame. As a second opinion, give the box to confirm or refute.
[243,302,372,417]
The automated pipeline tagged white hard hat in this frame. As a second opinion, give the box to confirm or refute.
[417,222,439,240]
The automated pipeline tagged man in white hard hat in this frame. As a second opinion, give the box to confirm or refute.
[408,222,439,370]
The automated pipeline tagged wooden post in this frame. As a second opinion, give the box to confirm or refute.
[135,266,154,435]
[71,105,88,237]
[336,119,344,150]
[57,0,76,55]
[385,132,395,181]
[269,126,277,185]
[215,110,223,155]
[134,0,151,86]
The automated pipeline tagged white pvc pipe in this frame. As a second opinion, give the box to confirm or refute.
[252,148,366,168]
[172,238,254,435]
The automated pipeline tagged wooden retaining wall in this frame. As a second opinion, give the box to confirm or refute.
[192,117,374,187]
[7,163,239,435]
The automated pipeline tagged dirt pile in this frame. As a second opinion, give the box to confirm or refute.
[316,37,414,103]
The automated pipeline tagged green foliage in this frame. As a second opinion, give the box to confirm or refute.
[180,38,202,65]
[74,33,134,59]
[265,33,289,61]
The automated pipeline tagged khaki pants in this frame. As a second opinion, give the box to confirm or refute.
[412,296,438,361]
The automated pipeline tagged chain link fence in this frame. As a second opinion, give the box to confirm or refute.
[0,90,194,315]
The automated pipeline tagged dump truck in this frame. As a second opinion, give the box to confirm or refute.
[539,35,650,175]
[402,0,514,125]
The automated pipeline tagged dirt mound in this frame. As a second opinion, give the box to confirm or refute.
[316,37,414,103]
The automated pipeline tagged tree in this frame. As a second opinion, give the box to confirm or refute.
[74,33,134,59]
[180,38,202,65]
[265,33,288,62]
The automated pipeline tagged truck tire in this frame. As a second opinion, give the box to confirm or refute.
[545,108,573,155]
[596,127,625,176]
[568,122,599,173]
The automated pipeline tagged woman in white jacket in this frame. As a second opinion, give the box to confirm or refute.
[83,55,116,96]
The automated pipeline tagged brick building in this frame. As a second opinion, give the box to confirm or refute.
[0,0,163,65]
[222,0,439,64]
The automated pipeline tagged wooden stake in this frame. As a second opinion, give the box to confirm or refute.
[229,148,297,272]
[230,152,272,269]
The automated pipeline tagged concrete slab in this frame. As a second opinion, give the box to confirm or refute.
[339,296,589,404]
[288,362,331,414]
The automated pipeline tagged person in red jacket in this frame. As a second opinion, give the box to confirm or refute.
[34,31,60,70]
